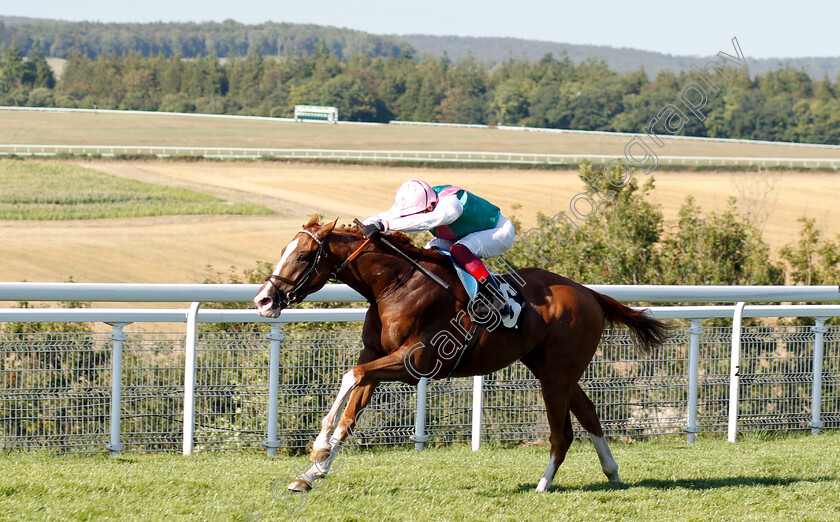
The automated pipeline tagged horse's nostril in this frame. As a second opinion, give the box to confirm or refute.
[257,297,273,309]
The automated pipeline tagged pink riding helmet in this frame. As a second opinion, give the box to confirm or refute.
[391,179,438,217]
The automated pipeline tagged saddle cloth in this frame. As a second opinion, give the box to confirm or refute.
[436,249,524,328]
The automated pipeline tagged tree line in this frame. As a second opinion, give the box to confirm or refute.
[2,43,840,144]
[0,19,408,60]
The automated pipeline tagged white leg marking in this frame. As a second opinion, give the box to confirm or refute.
[535,454,557,492]
[298,461,325,487]
[312,430,332,454]
[591,434,621,483]
[313,370,357,454]
[300,426,347,487]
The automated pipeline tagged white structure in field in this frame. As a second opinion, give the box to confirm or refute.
[294,105,339,123]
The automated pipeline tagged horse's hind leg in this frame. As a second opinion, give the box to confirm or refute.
[570,384,622,484]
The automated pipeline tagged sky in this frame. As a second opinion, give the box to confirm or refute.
[4,0,839,59]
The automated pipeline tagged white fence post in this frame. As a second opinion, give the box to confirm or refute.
[471,375,483,451]
[264,325,284,455]
[685,320,703,444]
[728,302,746,443]
[411,377,429,450]
[105,322,130,454]
[809,318,828,436]
[182,302,201,456]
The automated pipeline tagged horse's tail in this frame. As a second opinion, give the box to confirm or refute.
[589,290,671,354]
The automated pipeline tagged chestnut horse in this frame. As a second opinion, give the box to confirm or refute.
[254,216,669,492]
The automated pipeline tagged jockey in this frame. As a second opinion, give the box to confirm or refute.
[361,179,515,317]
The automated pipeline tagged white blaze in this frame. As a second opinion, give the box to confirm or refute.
[253,236,301,316]
[273,237,300,276]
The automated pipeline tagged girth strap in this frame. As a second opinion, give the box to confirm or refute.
[446,323,485,378]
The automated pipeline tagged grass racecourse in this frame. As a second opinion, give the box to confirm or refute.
[5,109,840,158]
[0,433,838,521]
[0,160,271,220]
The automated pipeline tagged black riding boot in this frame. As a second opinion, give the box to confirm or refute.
[473,276,511,318]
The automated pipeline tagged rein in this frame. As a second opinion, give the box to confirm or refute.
[352,218,451,292]
[267,223,464,308]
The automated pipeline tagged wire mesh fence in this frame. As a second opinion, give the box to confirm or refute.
[0,332,111,452]
[1,324,837,453]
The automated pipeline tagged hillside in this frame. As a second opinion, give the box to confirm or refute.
[0,15,64,25]
[4,110,840,159]
[0,17,409,59]
[3,16,839,79]
[400,34,840,79]
[1,160,838,285]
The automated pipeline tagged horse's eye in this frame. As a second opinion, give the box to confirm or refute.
[297,252,313,262]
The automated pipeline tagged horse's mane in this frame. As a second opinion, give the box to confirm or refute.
[335,223,446,263]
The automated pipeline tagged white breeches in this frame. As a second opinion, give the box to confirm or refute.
[425,214,515,258]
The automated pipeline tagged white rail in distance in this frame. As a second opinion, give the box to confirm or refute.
[1,144,839,168]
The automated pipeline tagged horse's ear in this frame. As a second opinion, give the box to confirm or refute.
[320,218,339,236]
[305,214,320,228]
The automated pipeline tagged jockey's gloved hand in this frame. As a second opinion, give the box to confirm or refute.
[361,220,385,238]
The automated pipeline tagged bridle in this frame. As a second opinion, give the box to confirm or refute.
[265,228,371,307]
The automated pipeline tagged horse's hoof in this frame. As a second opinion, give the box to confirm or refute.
[287,478,312,492]
[606,471,624,485]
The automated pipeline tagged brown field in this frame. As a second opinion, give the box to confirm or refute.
[1,160,838,285]
[45,58,67,79]
[1,110,839,288]
[3,110,840,159]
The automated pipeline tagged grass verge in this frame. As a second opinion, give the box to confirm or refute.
[1,432,838,521]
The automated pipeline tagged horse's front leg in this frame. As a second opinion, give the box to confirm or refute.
[290,349,416,492]
[308,346,381,461]
[309,369,357,461]
[290,382,377,492]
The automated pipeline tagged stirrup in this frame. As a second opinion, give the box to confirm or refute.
[476,278,510,315]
